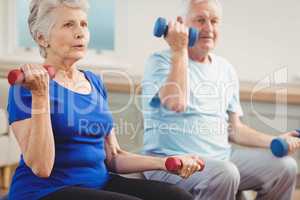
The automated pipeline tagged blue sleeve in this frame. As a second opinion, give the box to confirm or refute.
[7,85,32,125]
[96,75,108,100]
[87,71,108,100]
[87,71,114,135]
[142,53,171,108]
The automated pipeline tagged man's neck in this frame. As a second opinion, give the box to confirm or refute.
[188,49,211,64]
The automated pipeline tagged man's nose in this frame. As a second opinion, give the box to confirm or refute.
[202,21,213,32]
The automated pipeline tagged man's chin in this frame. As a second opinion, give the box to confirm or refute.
[201,43,214,49]
[194,44,214,54]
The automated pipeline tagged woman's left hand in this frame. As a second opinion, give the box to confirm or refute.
[165,155,204,179]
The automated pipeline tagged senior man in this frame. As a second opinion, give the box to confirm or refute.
[141,0,299,199]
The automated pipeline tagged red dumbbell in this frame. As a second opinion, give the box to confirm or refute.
[165,157,205,172]
[7,65,55,85]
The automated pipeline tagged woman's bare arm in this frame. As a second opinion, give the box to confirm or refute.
[104,130,166,174]
[11,64,55,178]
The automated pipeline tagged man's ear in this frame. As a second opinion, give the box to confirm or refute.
[36,32,49,48]
[177,16,184,24]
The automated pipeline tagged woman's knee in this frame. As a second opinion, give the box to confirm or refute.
[162,185,193,200]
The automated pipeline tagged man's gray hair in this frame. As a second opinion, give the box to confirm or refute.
[28,0,89,58]
[180,0,222,17]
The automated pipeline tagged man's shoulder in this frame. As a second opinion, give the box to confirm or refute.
[211,54,232,67]
[212,54,237,73]
[148,49,172,62]
[144,50,172,75]
[212,54,240,81]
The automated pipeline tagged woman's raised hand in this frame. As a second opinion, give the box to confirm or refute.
[20,64,50,96]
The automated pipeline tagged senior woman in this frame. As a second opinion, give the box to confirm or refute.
[6,0,202,200]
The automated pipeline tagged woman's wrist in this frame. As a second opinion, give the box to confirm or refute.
[31,88,49,98]
[32,93,50,115]
[160,157,167,171]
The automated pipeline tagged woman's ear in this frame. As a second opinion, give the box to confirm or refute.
[36,32,49,48]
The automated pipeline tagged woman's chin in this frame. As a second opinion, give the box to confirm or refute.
[68,53,86,61]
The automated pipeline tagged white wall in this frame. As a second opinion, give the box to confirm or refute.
[216,0,300,83]
[0,0,299,83]
[120,0,300,83]
[0,0,5,55]
[118,0,181,76]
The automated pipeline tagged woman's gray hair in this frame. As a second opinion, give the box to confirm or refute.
[28,0,89,58]
[180,0,222,17]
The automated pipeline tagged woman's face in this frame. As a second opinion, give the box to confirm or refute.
[46,5,90,62]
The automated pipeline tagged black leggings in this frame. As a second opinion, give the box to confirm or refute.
[41,174,192,200]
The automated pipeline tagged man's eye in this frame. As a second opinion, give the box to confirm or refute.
[64,23,73,27]
[211,20,218,24]
[197,19,206,23]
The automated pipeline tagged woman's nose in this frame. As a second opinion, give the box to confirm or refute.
[75,32,84,39]
[74,28,84,39]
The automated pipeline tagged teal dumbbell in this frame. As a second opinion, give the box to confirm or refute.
[153,17,199,47]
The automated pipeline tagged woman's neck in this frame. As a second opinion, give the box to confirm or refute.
[44,57,78,80]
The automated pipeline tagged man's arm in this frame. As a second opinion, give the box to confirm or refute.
[159,18,189,112]
[159,50,188,112]
[228,112,300,154]
[228,112,275,148]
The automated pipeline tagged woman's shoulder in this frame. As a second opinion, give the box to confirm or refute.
[81,70,107,95]
[82,70,104,84]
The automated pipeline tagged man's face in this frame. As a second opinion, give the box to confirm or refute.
[185,1,222,53]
